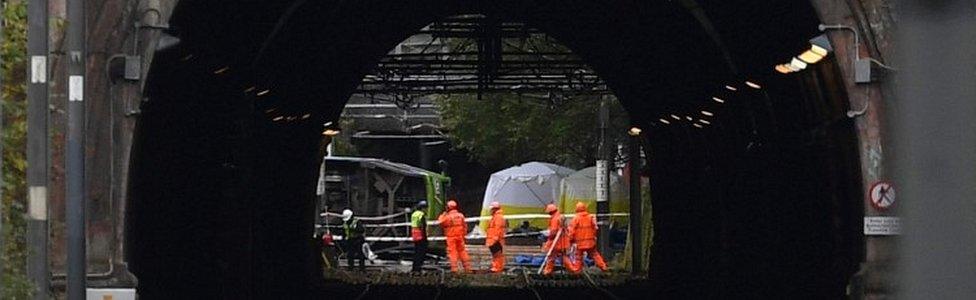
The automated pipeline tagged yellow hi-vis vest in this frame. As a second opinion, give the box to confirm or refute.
[411,210,427,241]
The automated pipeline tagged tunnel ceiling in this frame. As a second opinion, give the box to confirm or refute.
[157,0,822,131]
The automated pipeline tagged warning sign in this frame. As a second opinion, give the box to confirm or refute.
[864,216,900,235]
[869,181,896,211]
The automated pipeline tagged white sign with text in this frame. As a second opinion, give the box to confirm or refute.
[864,216,900,235]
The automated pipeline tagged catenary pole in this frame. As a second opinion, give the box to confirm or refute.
[596,97,610,255]
[628,132,642,274]
[26,0,50,298]
[65,0,87,297]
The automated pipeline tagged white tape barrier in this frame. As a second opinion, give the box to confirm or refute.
[321,210,408,221]
[318,212,630,242]
[318,212,631,228]
[326,230,551,242]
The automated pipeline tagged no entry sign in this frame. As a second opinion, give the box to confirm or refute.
[869,181,896,211]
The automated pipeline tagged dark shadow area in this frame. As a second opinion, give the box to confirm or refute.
[127,0,863,298]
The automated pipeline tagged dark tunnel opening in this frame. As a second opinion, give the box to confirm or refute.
[126,1,865,298]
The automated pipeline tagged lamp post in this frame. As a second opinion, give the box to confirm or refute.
[627,126,643,274]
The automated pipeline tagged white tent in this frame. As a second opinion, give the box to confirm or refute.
[558,166,629,224]
[478,162,576,230]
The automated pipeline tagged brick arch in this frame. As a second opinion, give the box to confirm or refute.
[126,0,866,298]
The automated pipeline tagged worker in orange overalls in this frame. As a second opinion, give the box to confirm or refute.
[438,200,472,273]
[542,203,578,275]
[569,201,608,272]
[485,201,507,273]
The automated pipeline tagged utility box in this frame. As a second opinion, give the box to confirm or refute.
[124,56,142,81]
[86,288,136,300]
[855,58,885,83]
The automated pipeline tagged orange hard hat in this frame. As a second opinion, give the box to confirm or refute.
[447,200,458,210]
[575,201,587,212]
[490,201,501,210]
[545,204,558,214]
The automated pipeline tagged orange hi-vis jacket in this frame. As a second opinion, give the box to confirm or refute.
[546,212,570,250]
[439,209,468,238]
[569,211,598,249]
[486,209,506,246]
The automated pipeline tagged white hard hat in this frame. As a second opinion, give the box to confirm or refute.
[341,209,353,222]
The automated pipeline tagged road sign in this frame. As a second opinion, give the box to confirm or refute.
[869,181,896,211]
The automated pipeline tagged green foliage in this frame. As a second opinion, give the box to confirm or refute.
[432,31,631,170]
[2,0,36,297]
[436,93,629,170]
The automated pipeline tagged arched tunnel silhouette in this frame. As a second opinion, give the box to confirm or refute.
[127,0,864,298]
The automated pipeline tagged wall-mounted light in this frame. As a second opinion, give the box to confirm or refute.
[798,34,833,64]
[809,34,833,55]
[725,85,738,91]
[322,121,341,136]
[701,110,714,116]
[712,96,725,103]
[774,33,834,74]
[745,81,762,89]
[790,57,808,70]
[775,64,792,74]
[659,118,671,124]
[213,66,230,75]
[628,127,643,136]
[670,114,681,120]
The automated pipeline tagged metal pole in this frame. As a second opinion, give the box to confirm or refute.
[596,97,610,255]
[628,132,642,274]
[419,141,431,170]
[66,0,87,296]
[26,0,50,298]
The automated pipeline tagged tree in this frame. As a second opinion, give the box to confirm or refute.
[2,0,35,297]
[436,93,630,170]
[429,23,631,170]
